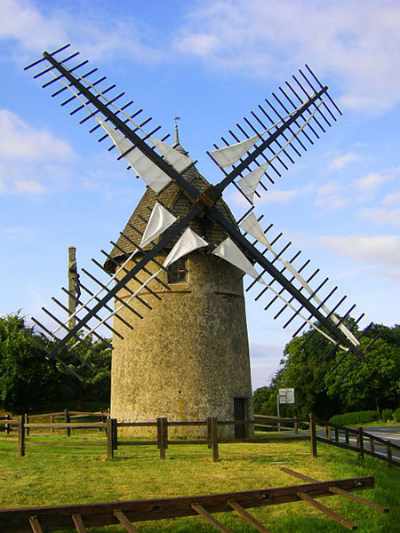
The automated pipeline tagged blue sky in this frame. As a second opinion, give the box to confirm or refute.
[1,0,399,389]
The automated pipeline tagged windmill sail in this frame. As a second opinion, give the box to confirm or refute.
[25,46,362,356]
[213,237,264,283]
[99,120,193,193]
[239,213,269,246]
[210,135,259,167]
[140,202,177,248]
[237,166,268,202]
[164,228,208,267]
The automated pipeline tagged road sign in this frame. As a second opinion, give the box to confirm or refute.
[279,388,295,404]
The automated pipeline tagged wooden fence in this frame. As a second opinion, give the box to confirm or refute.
[0,472,379,532]
[1,414,309,461]
[309,416,400,467]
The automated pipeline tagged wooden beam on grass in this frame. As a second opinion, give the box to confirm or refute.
[191,503,232,532]
[28,516,43,533]
[228,500,271,532]
[114,509,139,532]
[72,513,87,532]
[297,491,356,530]
[280,467,388,514]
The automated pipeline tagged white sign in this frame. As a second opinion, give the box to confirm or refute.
[278,388,295,404]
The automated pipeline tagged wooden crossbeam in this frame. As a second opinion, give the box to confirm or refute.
[114,509,138,532]
[72,513,87,532]
[297,491,356,530]
[281,467,388,513]
[228,500,271,532]
[191,503,232,532]
[28,516,43,533]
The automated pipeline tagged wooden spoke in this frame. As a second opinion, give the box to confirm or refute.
[29,516,44,533]
[281,467,388,513]
[328,487,389,514]
[228,500,271,532]
[191,503,232,532]
[72,513,87,533]
[297,491,356,530]
[114,509,139,532]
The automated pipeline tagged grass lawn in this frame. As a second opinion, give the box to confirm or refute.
[1,431,399,532]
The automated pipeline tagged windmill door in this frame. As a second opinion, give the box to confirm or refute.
[234,398,248,439]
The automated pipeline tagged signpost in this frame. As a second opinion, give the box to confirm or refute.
[277,388,295,431]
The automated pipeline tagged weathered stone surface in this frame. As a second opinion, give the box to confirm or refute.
[110,161,252,438]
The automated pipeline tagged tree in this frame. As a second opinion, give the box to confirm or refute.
[0,314,59,411]
[0,313,111,412]
[252,322,400,420]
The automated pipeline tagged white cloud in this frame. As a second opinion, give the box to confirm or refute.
[382,190,400,206]
[354,171,397,193]
[0,109,73,161]
[315,181,347,209]
[14,179,46,194]
[0,0,161,64]
[258,189,300,204]
[329,152,359,171]
[175,0,400,112]
[320,235,400,267]
[360,207,400,227]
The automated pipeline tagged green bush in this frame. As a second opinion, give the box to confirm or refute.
[381,408,393,421]
[329,410,379,426]
[394,408,400,422]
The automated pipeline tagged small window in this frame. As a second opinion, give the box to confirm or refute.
[167,257,187,284]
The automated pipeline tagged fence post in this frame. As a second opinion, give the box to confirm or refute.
[18,415,26,457]
[163,417,169,451]
[207,417,212,449]
[369,436,375,454]
[345,428,349,445]
[210,417,219,462]
[359,427,364,460]
[294,416,299,434]
[106,418,113,460]
[112,419,118,451]
[387,442,393,467]
[157,417,166,460]
[64,409,71,437]
[334,427,339,443]
[25,413,30,437]
[309,414,317,458]
[324,424,329,439]
[5,414,10,435]
[50,414,55,433]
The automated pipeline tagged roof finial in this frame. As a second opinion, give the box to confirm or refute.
[174,116,181,147]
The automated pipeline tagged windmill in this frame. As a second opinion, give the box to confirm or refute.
[24,44,366,437]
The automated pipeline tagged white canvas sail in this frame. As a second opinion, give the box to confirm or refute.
[237,165,268,202]
[98,120,172,193]
[212,237,264,282]
[210,135,259,168]
[239,213,269,246]
[156,141,193,173]
[140,202,177,248]
[163,228,208,268]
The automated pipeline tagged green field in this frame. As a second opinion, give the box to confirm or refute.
[1,432,399,532]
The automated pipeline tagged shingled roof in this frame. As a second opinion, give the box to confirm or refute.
[105,157,237,272]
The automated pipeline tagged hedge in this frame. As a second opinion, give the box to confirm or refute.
[329,410,379,426]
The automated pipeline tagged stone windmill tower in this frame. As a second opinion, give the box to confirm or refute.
[26,45,366,443]
[106,127,252,437]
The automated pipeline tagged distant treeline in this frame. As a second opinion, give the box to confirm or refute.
[253,321,400,421]
[0,313,111,412]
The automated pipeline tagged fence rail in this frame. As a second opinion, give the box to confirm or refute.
[1,413,309,461]
[309,416,400,468]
